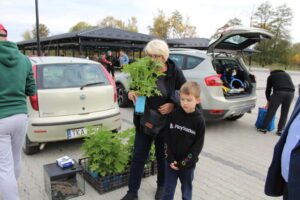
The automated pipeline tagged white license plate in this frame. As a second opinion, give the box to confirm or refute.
[66,128,87,139]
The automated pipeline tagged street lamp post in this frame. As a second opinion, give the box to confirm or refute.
[35,0,41,56]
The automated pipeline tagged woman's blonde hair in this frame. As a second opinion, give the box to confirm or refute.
[144,39,169,62]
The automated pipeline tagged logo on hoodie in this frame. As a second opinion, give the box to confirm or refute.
[170,123,196,135]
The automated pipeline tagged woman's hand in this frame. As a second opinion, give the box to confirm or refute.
[128,91,137,105]
[158,103,174,115]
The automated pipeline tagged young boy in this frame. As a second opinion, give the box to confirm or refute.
[163,81,205,200]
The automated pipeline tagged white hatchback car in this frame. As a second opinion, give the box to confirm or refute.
[25,56,121,154]
[115,27,273,121]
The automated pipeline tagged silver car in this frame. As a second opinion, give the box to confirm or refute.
[115,27,273,121]
[25,56,121,154]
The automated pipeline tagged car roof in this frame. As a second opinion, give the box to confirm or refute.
[170,48,210,59]
[29,56,99,65]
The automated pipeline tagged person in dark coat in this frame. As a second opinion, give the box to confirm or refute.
[257,69,295,135]
[265,96,300,200]
[121,39,186,200]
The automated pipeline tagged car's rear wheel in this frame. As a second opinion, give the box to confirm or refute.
[23,135,40,155]
[117,83,130,107]
[226,114,244,121]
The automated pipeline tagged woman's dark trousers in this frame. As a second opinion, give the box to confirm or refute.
[126,129,165,195]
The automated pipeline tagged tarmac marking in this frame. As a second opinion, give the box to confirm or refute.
[201,151,266,182]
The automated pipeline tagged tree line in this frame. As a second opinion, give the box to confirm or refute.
[21,2,300,68]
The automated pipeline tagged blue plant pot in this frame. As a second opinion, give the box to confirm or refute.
[87,168,98,178]
[135,96,146,114]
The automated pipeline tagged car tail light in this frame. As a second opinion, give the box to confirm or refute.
[100,64,117,102]
[30,65,39,111]
[209,110,225,115]
[204,75,223,86]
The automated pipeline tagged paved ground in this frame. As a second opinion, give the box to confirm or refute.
[9,68,300,200]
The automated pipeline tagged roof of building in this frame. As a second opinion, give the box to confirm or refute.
[18,27,159,45]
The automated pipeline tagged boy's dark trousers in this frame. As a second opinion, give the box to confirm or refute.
[163,162,195,200]
[262,91,294,131]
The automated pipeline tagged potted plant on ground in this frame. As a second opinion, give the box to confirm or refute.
[122,56,165,114]
[79,127,157,193]
[80,128,132,193]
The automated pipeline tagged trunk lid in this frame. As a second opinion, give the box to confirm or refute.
[208,26,273,53]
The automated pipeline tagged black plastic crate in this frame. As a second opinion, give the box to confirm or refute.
[79,158,129,194]
[79,158,157,194]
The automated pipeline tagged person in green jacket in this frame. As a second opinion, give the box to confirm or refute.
[0,24,36,200]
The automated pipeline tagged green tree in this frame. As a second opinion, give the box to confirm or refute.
[148,10,197,39]
[22,30,32,40]
[69,21,93,32]
[32,23,50,38]
[252,2,293,67]
[148,9,170,39]
[169,10,197,38]
[97,16,138,32]
[126,17,138,32]
[251,1,274,30]
[98,16,125,29]
[289,43,300,67]
[211,17,243,40]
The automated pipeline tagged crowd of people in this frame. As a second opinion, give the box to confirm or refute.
[1,23,300,200]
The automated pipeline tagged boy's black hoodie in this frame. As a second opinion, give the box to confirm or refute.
[165,106,205,169]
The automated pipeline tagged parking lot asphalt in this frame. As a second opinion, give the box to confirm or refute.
[13,68,300,200]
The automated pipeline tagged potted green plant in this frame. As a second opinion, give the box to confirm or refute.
[81,129,131,177]
[79,127,157,193]
[122,56,165,114]
[80,128,131,192]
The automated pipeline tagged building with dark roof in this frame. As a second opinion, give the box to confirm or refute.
[17,27,165,58]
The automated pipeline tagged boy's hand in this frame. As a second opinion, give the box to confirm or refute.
[159,103,174,115]
[170,161,179,170]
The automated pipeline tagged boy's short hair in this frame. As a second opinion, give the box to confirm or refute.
[180,81,201,98]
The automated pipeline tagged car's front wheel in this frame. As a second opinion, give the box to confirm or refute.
[23,135,40,155]
[116,83,130,107]
[226,114,245,121]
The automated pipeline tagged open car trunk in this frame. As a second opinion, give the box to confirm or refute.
[214,56,255,98]
[208,26,273,98]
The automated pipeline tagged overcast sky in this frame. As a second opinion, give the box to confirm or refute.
[1,0,299,43]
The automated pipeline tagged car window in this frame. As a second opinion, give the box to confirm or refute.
[224,35,248,45]
[186,56,204,70]
[169,54,185,69]
[38,63,109,89]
